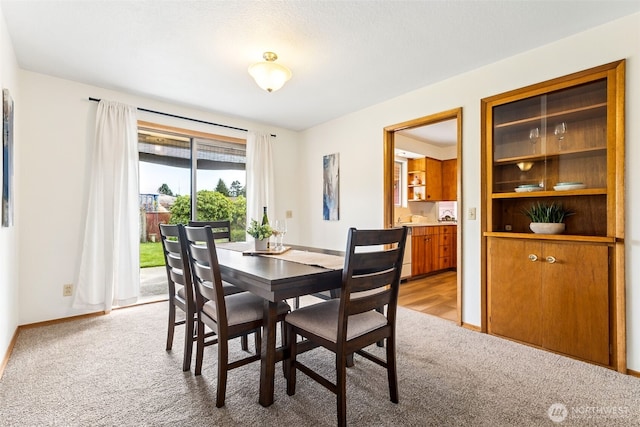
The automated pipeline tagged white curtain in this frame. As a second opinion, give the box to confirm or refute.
[246,131,274,227]
[73,100,140,312]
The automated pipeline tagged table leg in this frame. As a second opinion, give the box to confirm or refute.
[259,299,277,407]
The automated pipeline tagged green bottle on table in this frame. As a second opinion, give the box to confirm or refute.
[262,206,270,248]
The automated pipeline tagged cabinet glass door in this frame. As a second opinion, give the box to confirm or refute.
[492,79,607,194]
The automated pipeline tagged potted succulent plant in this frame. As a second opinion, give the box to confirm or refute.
[522,201,574,234]
[246,219,273,250]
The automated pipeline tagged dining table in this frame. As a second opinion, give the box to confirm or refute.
[215,242,344,407]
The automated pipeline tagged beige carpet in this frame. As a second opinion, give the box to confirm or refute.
[1,301,638,426]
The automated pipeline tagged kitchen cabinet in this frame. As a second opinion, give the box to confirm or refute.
[411,226,438,276]
[441,159,457,201]
[488,238,609,365]
[482,60,625,370]
[407,157,442,201]
[407,158,426,201]
[438,225,456,270]
[411,225,456,277]
[424,157,442,201]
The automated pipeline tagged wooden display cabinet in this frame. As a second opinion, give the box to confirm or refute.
[482,60,625,371]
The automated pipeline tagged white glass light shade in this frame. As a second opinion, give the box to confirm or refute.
[248,52,292,92]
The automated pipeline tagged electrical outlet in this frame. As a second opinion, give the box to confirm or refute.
[63,284,73,297]
[285,210,293,219]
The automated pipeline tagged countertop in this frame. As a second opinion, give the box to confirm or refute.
[395,222,458,227]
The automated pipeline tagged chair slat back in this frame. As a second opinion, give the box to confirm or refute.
[188,220,231,242]
[184,225,228,327]
[159,224,194,304]
[339,227,407,320]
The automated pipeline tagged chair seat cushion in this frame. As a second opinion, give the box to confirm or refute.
[202,292,290,326]
[285,299,387,343]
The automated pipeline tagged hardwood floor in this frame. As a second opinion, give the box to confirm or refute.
[398,270,457,322]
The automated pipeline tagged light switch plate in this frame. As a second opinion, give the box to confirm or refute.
[468,207,477,220]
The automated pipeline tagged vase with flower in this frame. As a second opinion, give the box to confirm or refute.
[246,219,273,251]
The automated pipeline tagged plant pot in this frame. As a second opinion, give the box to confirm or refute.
[254,238,268,251]
[530,222,565,234]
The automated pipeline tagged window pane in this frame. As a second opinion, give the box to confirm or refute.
[195,138,247,241]
[138,130,191,240]
[394,161,402,206]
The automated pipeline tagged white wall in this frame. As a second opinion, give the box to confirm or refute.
[395,133,457,160]
[0,5,20,364]
[15,71,301,325]
[298,14,640,369]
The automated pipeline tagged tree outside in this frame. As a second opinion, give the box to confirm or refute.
[229,180,245,197]
[169,189,247,241]
[215,178,230,196]
[157,183,174,196]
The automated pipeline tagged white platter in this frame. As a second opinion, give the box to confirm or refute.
[554,184,586,191]
[515,187,543,193]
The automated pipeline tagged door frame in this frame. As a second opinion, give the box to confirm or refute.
[383,107,463,325]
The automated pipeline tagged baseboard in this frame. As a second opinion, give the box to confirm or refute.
[0,327,19,380]
[462,322,481,332]
[627,369,640,378]
[18,310,106,330]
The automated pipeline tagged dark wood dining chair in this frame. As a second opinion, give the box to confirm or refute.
[188,220,232,241]
[160,223,252,372]
[184,225,291,407]
[159,223,204,372]
[187,220,253,350]
[285,227,408,426]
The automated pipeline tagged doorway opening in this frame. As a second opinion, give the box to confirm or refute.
[383,108,462,323]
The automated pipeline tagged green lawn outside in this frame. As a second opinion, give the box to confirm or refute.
[140,231,247,268]
[140,242,165,268]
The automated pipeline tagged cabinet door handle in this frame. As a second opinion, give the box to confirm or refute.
[546,256,557,264]
[528,254,538,262]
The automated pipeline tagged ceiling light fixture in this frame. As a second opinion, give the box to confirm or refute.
[248,52,292,93]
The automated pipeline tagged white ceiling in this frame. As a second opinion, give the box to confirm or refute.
[2,1,639,132]
[398,119,458,147]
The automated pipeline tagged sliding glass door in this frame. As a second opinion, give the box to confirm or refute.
[137,126,247,301]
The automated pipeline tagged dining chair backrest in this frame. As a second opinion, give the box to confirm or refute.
[284,226,408,425]
[338,227,408,338]
[183,225,228,329]
[188,220,231,242]
[159,223,194,309]
[159,223,196,371]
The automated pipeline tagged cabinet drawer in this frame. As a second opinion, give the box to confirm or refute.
[412,226,439,237]
[439,245,451,257]
[440,225,455,235]
[439,233,452,245]
[438,257,451,270]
